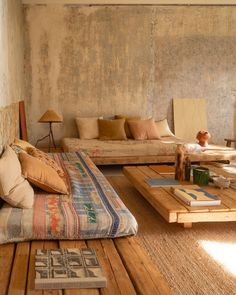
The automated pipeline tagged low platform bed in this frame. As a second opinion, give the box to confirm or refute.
[62,137,236,165]
[0,151,137,244]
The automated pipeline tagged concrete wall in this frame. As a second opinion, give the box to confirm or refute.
[24,5,236,145]
[0,0,24,151]
[0,0,24,107]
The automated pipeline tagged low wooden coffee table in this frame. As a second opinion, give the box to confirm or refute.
[123,165,236,228]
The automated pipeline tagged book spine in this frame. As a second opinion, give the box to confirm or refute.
[173,190,191,206]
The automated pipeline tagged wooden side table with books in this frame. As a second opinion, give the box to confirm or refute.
[123,164,236,228]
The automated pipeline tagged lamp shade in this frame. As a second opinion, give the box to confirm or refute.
[38,110,62,123]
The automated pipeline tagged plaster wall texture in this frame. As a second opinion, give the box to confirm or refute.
[0,0,24,108]
[24,5,236,145]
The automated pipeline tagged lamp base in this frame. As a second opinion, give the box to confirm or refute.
[35,122,56,152]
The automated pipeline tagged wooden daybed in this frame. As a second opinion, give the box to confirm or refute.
[62,137,236,165]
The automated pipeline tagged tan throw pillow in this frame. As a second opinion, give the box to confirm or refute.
[19,153,68,194]
[155,119,174,137]
[115,115,141,138]
[27,147,64,177]
[0,146,34,208]
[14,138,35,151]
[98,118,127,140]
[128,118,160,140]
[76,117,103,139]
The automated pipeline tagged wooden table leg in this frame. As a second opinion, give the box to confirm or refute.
[183,222,192,229]
[224,138,236,147]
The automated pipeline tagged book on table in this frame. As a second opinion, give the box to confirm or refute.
[149,165,175,175]
[145,178,181,187]
[35,248,107,290]
[172,187,221,206]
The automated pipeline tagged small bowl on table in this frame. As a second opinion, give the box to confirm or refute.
[213,176,230,189]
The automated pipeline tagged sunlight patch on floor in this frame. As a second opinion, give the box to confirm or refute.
[200,240,236,276]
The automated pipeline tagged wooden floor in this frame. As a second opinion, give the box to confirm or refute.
[0,237,173,295]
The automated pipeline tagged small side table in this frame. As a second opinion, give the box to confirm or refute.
[224,138,236,147]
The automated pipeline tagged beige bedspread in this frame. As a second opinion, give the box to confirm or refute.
[62,137,236,164]
[62,136,184,158]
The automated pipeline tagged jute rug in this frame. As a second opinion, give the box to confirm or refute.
[107,175,236,295]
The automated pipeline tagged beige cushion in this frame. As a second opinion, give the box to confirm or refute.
[19,153,68,194]
[128,118,160,140]
[98,118,127,140]
[115,115,141,138]
[27,147,64,178]
[0,146,34,208]
[155,119,174,137]
[4,181,34,209]
[76,117,102,139]
[13,138,35,151]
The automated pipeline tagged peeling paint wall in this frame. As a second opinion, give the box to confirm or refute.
[0,0,24,107]
[24,5,236,145]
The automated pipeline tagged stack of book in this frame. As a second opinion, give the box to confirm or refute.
[172,187,221,206]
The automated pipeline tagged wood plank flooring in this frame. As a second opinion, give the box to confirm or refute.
[0,237,173,295]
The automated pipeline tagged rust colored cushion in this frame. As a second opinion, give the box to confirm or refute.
[98,118,127,140]
[19,153,68,194]
[27,147,64,177]
[128,118,160,140]
[115,115,141,138]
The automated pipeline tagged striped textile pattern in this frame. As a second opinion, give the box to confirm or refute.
[0,152,138,244]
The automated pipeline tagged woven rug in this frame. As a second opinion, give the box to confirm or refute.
[107,175,236,295]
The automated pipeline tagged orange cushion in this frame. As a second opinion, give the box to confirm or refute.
[128,118,160,140]
[98,118,127,140]
[114,115,141,138]
[19,153,68,194]
[27,147,64,178]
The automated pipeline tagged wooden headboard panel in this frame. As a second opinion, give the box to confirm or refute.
[0,103,19,153]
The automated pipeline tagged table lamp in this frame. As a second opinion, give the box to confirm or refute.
[35,110,62,152]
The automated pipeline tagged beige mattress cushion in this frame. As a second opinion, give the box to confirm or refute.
[62,136,183,157]
[0,146,34,209]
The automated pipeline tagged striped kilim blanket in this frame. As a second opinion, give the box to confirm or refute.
[0,152,138,244]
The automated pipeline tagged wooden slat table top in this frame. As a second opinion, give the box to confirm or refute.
[123,165,236,227]
[0,237,173,295]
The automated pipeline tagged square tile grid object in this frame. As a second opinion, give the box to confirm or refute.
[35,248,107,289]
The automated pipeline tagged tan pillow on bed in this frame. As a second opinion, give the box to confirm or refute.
[155,119,174,137]
[98,118,127,140]
[0,146,34,208]
[27,147,64,177]
[76,117,102,139]
[19,153,68,194]
[128,118,160,140]
[115,115,141,138]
